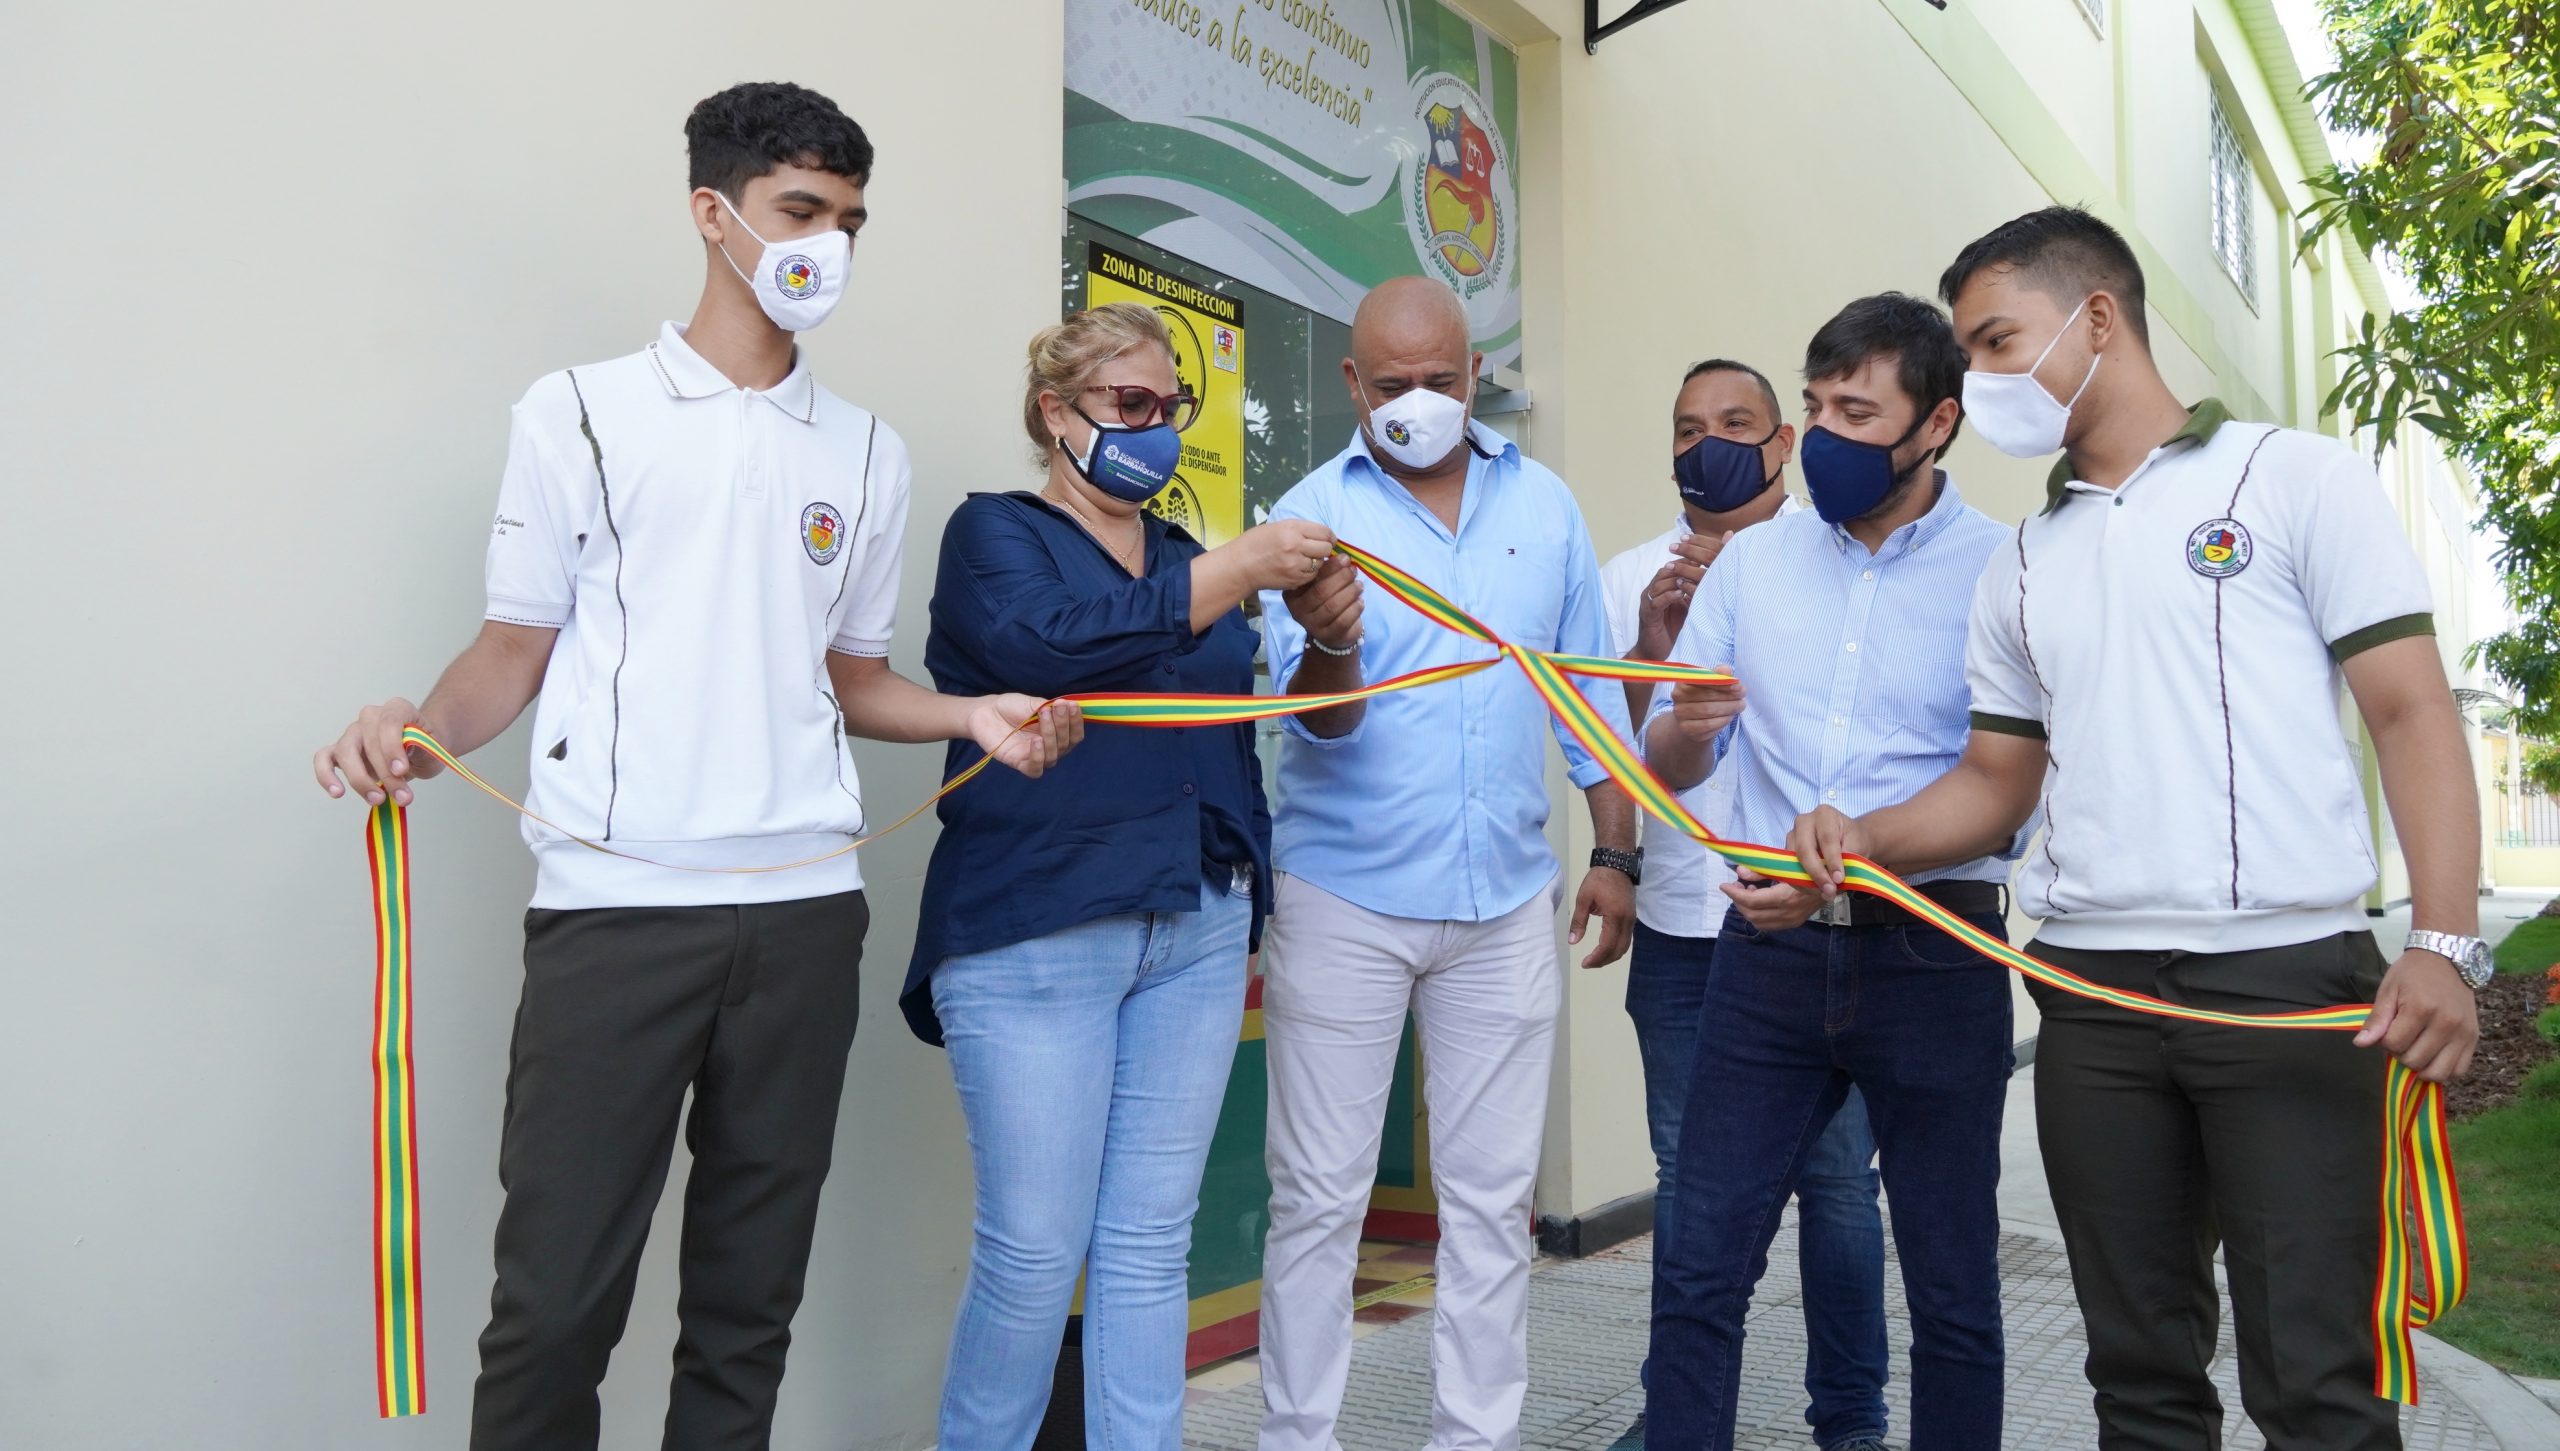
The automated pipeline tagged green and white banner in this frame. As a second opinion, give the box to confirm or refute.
[1065,0,1523,369]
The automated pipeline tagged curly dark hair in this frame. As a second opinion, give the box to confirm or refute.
[684,82,874,198]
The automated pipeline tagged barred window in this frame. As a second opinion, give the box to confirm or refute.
[2210,88,2259,306]
[2073,0,2105,34]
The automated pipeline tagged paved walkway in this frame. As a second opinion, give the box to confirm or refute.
[1182,892,2560,1448]
[1182,1217,2513,1449]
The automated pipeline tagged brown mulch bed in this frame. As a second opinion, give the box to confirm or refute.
[2446,970,2556,1121]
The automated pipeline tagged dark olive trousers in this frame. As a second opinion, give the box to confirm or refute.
[2027,931,2399,1451]
[469,891,868,1451]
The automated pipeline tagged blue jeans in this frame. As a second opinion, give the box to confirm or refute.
[1650,909,2013,1451]
[930,870,1251,1451]
[1627,923,1887,1448]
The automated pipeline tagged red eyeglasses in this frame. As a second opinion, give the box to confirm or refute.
[1080,384,1202,433]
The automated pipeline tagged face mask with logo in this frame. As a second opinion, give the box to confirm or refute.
[1355,366,1472,470]
[1674,427,1782,514]
[1799,410,1935,524]
[1061,407,1183,504]
[714,192,851,333]
[1962,295,2101,458]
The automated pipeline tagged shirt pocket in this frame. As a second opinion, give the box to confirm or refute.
[1869,623,1973,746]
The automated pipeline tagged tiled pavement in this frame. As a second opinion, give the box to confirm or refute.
[1181,1219,2506,1450]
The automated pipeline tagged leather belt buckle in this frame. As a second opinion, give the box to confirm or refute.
[1811,895,1854,928]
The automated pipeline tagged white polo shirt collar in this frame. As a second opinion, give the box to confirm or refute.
[2041,397,2234,511]
[644,321,820,424]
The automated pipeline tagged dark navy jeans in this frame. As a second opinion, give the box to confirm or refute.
[1626,923,1887,1448]
[1649,909,2013,1451]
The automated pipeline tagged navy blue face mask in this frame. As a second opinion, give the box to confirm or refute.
[1062,406,1183,504]
[1673,427,1782,513]
[1799,411,1936,524]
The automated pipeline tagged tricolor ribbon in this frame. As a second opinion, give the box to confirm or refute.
[363,804,426,1418]
[363,538,2461,1413]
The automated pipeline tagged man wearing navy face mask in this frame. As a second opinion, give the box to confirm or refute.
[1778,208,2483,1451]
[1597,361,1890,1451]
[1641,294,2016,1451]
[1254,276,1639,1451]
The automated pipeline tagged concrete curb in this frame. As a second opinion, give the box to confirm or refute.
[2411,1335,2560,1449]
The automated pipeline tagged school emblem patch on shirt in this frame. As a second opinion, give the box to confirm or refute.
[775,255,820,300]
[802,501,844,564]
[2186,518,2252,578]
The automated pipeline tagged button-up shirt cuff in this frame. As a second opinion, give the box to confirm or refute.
[1566,757,1610,791]
[1278,709,1365,748]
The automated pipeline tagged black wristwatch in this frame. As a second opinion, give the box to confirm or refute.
[1590,846,1643,886]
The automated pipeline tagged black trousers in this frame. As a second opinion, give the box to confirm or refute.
[469,891,868,1451]
[2028,931,2398,1451]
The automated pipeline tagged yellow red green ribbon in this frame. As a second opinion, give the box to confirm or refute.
[365,537,2460,1411]
[1330,538,2462,1405]
[364,804,425,1418]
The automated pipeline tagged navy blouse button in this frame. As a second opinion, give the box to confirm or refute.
[1181,783,1196,795]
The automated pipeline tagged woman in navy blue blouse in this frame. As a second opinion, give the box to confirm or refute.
[908,302,1335,1448]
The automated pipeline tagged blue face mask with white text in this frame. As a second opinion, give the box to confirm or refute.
[1673,430,1780,513]
[1064,410,1182,504]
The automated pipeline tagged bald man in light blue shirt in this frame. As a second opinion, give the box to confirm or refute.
[1254,277,1637,1451]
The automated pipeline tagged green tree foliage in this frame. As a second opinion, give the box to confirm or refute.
[2525,740,2560,796]
[2306,2,2560,730]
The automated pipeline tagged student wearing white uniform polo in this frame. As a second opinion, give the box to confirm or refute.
[313,84,1078,1451]
[1595,359,1886,1451]
[1782,209,2486,1451]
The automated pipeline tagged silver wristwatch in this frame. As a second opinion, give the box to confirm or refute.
[2405,930,2495,990]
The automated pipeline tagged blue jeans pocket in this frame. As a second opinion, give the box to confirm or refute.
[1898,912,2004,968]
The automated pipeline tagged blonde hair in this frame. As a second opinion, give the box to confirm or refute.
[1022,301,1175,465]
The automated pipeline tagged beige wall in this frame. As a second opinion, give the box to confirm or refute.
[1,5,1061,1448]
[2494,848,2560,891]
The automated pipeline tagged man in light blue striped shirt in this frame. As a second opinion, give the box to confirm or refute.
[1641,295,2017,1451]
[1254,277,1639,1451]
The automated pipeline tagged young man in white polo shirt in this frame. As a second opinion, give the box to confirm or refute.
[311,82,1078,1451]
[1597,359,1888,1451]
[1782,208,2484,1450]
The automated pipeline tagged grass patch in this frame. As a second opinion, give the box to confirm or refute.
[2430,1096,2560,1378]
[2492,914,2560,976]
[2525,1058,2560,1102]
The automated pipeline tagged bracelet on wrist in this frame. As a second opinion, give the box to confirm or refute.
[1589,845,1643,886]
[1305,632,1361,658]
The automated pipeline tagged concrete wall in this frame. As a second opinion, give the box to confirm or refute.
[2494,848,2560,893]
[0,5,1060,1448]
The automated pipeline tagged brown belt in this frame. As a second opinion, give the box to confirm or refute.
[1807,878,2007,930]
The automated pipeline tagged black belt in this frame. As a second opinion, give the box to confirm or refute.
[1806,878,2006,930]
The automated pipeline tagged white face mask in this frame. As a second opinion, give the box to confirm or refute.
[1355,365,1471,470]
[1961,295,2101,458]
[713,192,851,333]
